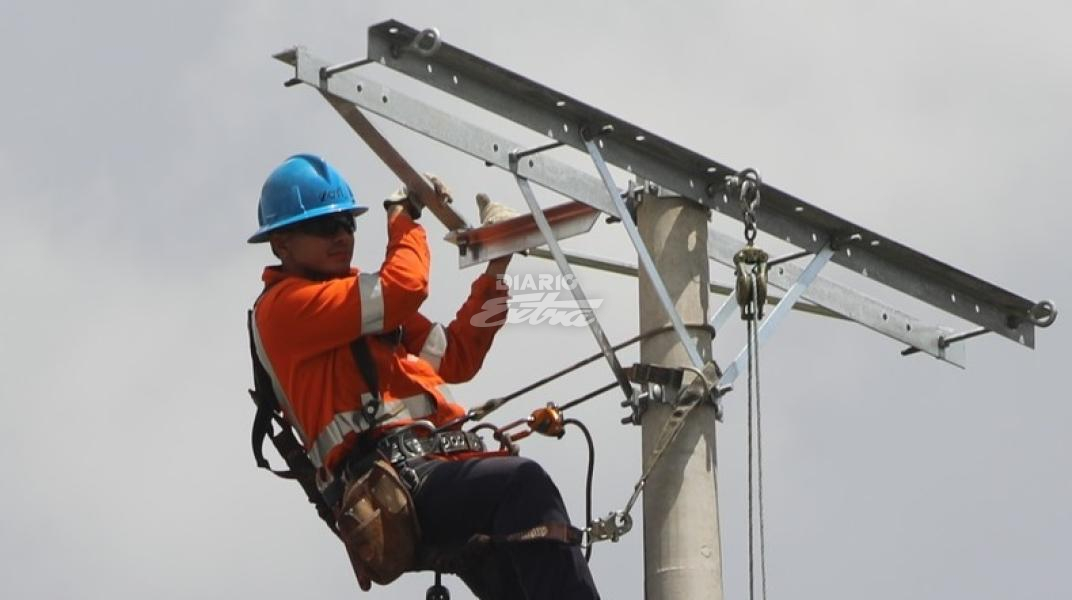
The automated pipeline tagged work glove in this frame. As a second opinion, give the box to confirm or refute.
[383,184,422,220]
[476,193,519,226]
[383,175,453,220]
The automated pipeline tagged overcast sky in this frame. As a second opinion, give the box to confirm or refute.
[1,1,1069,599]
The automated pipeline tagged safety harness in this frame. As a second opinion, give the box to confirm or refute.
[246,308,588,593]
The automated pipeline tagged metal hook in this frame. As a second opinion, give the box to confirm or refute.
[736,167,762,212]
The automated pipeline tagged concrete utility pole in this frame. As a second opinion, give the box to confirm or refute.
[638,194,722,599]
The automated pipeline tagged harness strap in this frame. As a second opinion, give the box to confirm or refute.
[247,310,295,477]
[471,523,584,546]
[349,335,383,430]
[247,310,339,533]
[419,523,585,575]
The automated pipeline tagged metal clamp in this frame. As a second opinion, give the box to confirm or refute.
[620,387,656,425]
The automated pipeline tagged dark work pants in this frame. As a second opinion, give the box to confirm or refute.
[412,455,600,600]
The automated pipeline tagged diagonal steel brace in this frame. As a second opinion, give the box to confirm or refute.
[584,137,707,371]
[512,172,634,400]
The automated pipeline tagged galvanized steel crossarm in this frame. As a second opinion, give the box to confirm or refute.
[364,20,1047,348]
[277,46,972,367]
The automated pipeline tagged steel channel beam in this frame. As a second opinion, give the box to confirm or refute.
[364,20,1041,348]
[718,246,836,388]
[709,229,966,368]
[513,175,634,400]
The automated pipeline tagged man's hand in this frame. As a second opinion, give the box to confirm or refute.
[383,185,422,220]
[383,174,455,221]
[476,193,519,277]
[427,174,453,208]
[476,193,519,226]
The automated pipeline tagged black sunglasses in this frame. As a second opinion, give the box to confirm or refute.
[291,213,356,238]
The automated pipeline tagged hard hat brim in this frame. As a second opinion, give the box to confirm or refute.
[248,204,369,244]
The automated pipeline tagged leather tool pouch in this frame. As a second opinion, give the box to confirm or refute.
[336,457,421,586]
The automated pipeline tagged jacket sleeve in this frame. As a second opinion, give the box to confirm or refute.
[261,214,430,358]
[401,273,510,383]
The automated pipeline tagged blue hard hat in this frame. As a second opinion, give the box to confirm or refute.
[248,154,368,243]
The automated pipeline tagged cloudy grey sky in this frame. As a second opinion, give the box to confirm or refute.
[1,1,1069,599]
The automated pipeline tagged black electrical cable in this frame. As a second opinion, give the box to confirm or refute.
[564,418,596,562]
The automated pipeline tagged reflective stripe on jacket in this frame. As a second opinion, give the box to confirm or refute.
[252,212,510,475]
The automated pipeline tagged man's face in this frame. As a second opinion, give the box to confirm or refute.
[270,212,356,279]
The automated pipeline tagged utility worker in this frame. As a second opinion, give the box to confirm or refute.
[247,154,600,600]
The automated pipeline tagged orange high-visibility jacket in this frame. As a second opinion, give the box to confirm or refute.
[251,213,510,481]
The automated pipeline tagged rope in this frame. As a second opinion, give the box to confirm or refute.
[747,314,756,600]
[756,307,768,600]
[746,276,768,600]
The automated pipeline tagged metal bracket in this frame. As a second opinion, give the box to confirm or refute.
[627,362,726,421]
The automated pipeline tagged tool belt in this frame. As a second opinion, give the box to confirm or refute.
[376,427,486,489]
[333,425,488,587]
[327,426,487,503]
